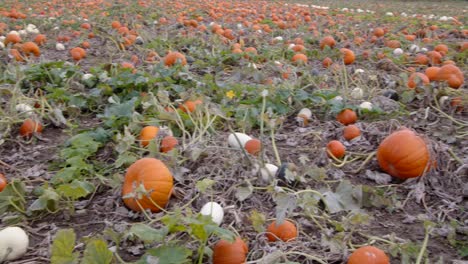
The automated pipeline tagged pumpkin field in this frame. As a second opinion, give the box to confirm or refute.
[0,0,467,263]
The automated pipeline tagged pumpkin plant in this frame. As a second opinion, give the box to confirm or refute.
[122,158,174,212]
[377,129,430,179]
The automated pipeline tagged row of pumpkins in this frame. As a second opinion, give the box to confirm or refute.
[119,116,431,263]
[0,110,430,263]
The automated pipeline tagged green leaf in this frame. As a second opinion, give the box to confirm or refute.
[138,245,192,264]
[28,187,60,212]
[51,229,79,264]
[57,180,95,200]
[0,180,26,214]
[82,239,113,264]
[128,224,168,243]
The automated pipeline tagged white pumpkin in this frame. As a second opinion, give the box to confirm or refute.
[200,202,224,225]
[0,227,29,262]
[228,133,252,149]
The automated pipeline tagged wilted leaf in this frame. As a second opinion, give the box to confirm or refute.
[128,223,168,243]
[365,170,392,184]
[322,180,362,213]
[235,182,253,202]
[249,210,266,233]
[196,178,216,193]
[82,239,113,264]
[273,192,296,224]
[51,229,79,264]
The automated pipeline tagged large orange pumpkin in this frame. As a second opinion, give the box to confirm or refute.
[122,158,173,212]
[348,246,390,264]
[213,237,248,264]
[377,129,430,179]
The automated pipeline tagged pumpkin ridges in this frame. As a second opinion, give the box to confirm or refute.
[377,129,430,179]
[122,158,173,212]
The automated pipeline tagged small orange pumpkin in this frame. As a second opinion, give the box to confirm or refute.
[266,220,297,242]
[139,126,159,147]
[70,47,86,61]
[164,51,187,66]
[179,99,202,113]
[122,158,174,212]
[244,139,261,155]
[337,109,357,125]
[4,33,21,45]
[407,72,430,89]
[213,237,248,264]
[22,42,40,57]
[0,173,6,192]
[291,53,308,64]
[320,36,336,50]
[160,136,178,153]
[343,125,361,141]
[377,129,430,179]
[348,246,390,264]
[19,119,43,138]
[327,140,346,159]
[340,48,355,65]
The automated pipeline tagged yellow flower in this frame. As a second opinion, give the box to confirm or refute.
[226,90,235,99]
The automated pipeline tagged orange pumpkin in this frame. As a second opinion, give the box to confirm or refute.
[122,158,174,212]
[337,109,357,125]
[34,34,47,45]
[291,53,308,64]
[139,126,159,147]
[160,136,178,153]
[436,64,464,89]
[179,99,202,113]
[348,246,390,264]
[343,125,361,141]
[407,72,430,89]
[320,36,336,49]
[425,67,440,81]
[373,27,384,37]
[22,42,40,57]
[164,51,187,66]
[266,220,297,242]
[322,57,332,68]
[340,48,355,65]
[0,173,6,192]
[213,237,248,264]
[244,139,261,155]
[4,33,21,45]
[327,140,346,159]
[19,119,43,138]
[377,129,430,179]
[70,47,86,61]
